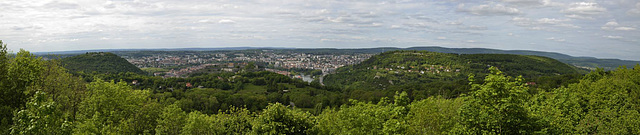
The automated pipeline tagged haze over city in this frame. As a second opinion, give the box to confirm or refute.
[1,0,639,60]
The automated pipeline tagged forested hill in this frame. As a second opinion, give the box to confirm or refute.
[323,50,581,99]
[61,52,144,74]
[280,47,638,70]
[404,47,638,70]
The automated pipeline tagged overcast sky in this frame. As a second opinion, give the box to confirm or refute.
[1,0,639,60]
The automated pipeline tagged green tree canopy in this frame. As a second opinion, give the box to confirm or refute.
[252,103,316,135]
[74,79,159,134]
[10,91,72,135]
[454,67,540,134]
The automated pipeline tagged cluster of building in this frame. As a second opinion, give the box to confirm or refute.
[124,54,213,68]
[261,53,373,74]
[123,50,374,78]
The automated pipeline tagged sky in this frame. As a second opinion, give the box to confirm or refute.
[1,0,639,60]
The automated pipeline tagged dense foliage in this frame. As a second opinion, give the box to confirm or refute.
[453,67,540,134]
[74,70,344,113]
[324,50,582,102]
[61,52,145,74]
[2,42,640,135]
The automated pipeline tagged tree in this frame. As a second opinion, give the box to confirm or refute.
[211,107,253,134]
[156,104,187,135]
[315,97,408,135]
[0,40,11,133]
[10,91,72,135]
[453,67,540,134]
[7,49,43,103]
[34,59,86,121]
[406,96,463,134]
[252,103,315,135]
[179,107,253,135]
[74,79,158,134]
[528,66,640,134]
[180,111,219,135]
[0,47,43,134]
[393,91,409,106]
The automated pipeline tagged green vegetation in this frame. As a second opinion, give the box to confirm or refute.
[270,67,323,77]
[61,52,145,74]
[2,41,640,134]
[76,70,343,113]
[74,79,161,134]
[453,67,539,134]
[324,50,582,101]
[10,91,72,135]
[141,67,169,74]
[401,46,639,70]
[1,41,86,134]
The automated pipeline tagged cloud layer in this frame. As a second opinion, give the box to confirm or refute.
[1,0,639,60]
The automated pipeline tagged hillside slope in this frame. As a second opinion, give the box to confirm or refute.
[405,47,638,70]
[323,50,580,100]
[270,47,638,70]
[61,52,144,74]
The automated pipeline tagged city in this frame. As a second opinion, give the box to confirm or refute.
[121,50,374,79]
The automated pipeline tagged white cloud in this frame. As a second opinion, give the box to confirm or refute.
[615,27,636,31]
[627,2,640,16]
[198,19,212,23]
[218,19,236,24]
[604,21,619,27]
[563,2,607,19]
[603,35,623,39]
[0,0,639,60]
[501,0,543,6]
[546,37,565,42]
[528,27,542,30]
[44,1,80,10]
[541,0,564,7]
[602,35,638,43]
[537,18,568,24]
[601,21,636,31]
[564,14,592,19]
[511,17,580,30]
[457,3,521,16]
[501,0,563,7]
[461,25,488,30]
[564,2,607,15]
[512,17,531,22]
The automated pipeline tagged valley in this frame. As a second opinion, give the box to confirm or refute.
[2,43,639,134]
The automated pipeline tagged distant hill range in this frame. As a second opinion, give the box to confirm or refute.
[36,46,639,70]
[60,52,145,75]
